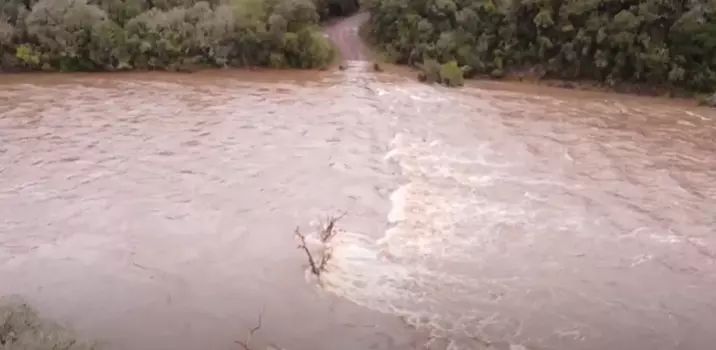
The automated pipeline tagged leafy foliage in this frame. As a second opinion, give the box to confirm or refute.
[440,60,464,86]
[0,0,340,71]
[367,0,716,92]
[417,58,464,86]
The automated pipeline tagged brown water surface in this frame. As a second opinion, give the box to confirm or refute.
[1,64,715,350]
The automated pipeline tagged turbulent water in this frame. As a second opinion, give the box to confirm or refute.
[1,62,716,350]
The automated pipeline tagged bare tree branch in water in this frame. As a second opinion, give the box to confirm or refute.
[319,212,346,243]
[295,213,346,278]
[295,226,321,276]
[234,311,263,350]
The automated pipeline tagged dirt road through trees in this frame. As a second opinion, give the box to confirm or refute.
[324,12,370,61]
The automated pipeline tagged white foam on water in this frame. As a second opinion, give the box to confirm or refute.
[320,132,531,349]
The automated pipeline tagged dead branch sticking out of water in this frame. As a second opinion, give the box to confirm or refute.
[319,212,346,243]
[235,312,263,350]
[295,213,346,278]
[295,227,321,276]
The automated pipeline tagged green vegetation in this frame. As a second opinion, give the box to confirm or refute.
[365,0,716,93]
[416,59,464,86]
[439,60,464,86]
[0,0,360,72]
[1,298,97,350]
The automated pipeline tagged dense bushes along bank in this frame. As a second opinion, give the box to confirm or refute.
[365,0,716,94]
[0,0,358,72]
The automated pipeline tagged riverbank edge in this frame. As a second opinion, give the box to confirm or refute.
[0,36,347,76]
[0,52,339,75]
[358,20,716,107]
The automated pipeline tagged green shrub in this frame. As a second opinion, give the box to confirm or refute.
[417,59,464,87]
[440,60,464,86]
[419,58,441,84]
[15,44,39,66]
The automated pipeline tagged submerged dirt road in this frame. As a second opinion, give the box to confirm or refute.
[2,14,716,350]
[324,12,370,61]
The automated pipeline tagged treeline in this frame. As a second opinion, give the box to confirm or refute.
[365,0,716,93]
[0,0,357,72]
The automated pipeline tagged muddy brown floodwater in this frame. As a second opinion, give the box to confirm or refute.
[2,62,716,350]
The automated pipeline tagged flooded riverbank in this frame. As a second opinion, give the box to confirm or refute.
[1,63,716,350]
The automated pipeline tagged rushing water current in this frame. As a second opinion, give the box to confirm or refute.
[1,63,716,350]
